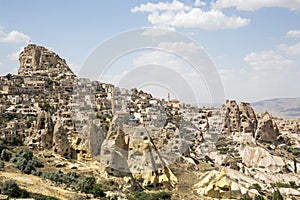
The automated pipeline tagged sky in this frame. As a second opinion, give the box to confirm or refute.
[0,0,300,104]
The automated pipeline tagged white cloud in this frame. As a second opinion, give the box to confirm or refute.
[132,1,250,30]
[194,0,206,7]
[243,50,295,71]
[212,0,300,11]
[7,47,24,61]
[0,27,30,43]
[149,8,249,30]
[219,51,299,102]
[286,30,300,38]
[131,0,191,13]
[278,42,300,55]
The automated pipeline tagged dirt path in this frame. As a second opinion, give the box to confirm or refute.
[0,171,86,200]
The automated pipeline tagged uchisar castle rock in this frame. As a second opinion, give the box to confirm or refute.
[0,44,299,199]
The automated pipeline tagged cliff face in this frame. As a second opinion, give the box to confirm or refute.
[18,44,74,78]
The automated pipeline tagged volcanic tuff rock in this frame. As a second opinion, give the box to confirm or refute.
[255,112,279,145]
[194,169,243,199]
[222,100,240,134]
[222,100,257,135]
[239,102,257,133]
[53,120,71,158]
[18,44,74,78]
[100,117,178,188]
[239,145,285,173]
[222,100,281,145]
[29,110,54,149]
[100,116,130,177]
[3,44,300,199]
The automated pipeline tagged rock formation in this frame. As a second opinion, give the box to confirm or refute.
[222,100,257,135]
[100,117,177,187]
[239,145,285,173]
[28,111,54,149]
[100,116,129,177]
[128,126,177,188]
[195,169,243,199]
[18,44,74,78]
[80,121,105,158]
[255,112,279,144]
[53,121,71,158]
[239,102,257,133]
[222,100,240,134]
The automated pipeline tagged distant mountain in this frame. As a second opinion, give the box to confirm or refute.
[252,97,300,119]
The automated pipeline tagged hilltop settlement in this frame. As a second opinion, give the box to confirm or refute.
[0,44,300,200]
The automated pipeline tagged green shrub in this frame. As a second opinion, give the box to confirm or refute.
[254,194,265,200]
[250,183,263,194]
[10,149,43,174]
[91,183,105,197]
[0,149,12,161]
[35,195,58,200]
[7,136,23,146]
[1,180,29,198]
[76,177,105,197]
[76,177,96,193]
[129,191,171,200]
[0,161,4,168]
[273,189,283,200]
[41,171,78,187]
[272,181,300,189]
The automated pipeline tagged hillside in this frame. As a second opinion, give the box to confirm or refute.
[252,97,300,119]
[0,44,299,199]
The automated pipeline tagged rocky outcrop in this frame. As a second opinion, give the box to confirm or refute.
[194,169,243,199]
[18,44,74,78]
[223,100,240,134]
[53,121,71,158]
[100,117,177,188]
[239,102,257,133]
[239,145,285,173]
[128,126,177,188]
[100,116,129,177]
[80,121,105,158]
[255,112,279,144]
[71,136,93,160]
[222,100,257,135]
[28,111,54,149]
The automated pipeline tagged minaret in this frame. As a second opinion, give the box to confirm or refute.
[168,93,170,103]
[112,86,115,114]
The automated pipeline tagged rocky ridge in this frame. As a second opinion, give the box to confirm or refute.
[0,44,299,199]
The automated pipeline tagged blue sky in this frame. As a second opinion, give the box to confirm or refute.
[0,0,300,103]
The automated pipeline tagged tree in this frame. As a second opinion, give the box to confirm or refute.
[1,179,28,198]
[1,149,12,161]
[5,73,12,80]
[10,149,43,174]
[91,184,105,197]
[273,189,284,200]
[254,194,265,200]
